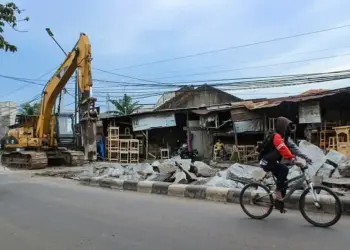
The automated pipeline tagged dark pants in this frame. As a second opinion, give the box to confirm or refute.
[262,162,289,197]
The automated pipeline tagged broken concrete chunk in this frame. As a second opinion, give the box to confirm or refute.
[157,162,178,174]
[326,150,346,165]
[338,159,350,177]
[287,166,301,180]
[134,163,154,176]
[173,170,187,184]
[152,161,161,167]
[251,169,266,181]
[193,161,218,177]
[217,169,228,178]
[298,140,326,176]
[209,160,232,169]
[331,168,342,178]
[157,158,191,174]
[110,166,124,178]
[227,163,257,182]
[316,163,335,178]
[174,159,192,171]
[147,172,175,182]
[182,168,197,183]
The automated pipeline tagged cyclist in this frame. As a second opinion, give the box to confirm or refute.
[258,117,312,210]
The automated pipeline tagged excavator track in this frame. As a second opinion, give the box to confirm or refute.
[1,151,48,169]
[1,150,85,169]
[61,150,85,166]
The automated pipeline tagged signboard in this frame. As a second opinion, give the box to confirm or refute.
[299,101,321,124]
[132,112,176,131]
[234,120,263,133]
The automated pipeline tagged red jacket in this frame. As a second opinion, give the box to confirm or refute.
[273,133,295,160]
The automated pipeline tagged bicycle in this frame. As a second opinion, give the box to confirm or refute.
[239,165,343,227]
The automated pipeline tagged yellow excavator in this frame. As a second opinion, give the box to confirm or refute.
[1,33,97,169]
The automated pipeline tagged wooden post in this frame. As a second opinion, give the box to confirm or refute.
[263,113,267,137]
[186,111,190,151]
[232,121,238,146]
[146,130,149,160]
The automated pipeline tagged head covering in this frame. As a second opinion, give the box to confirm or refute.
[275,117,292,136]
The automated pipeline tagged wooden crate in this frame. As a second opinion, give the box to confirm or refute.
[120,139,130,151]
[129,139,139,152]
[108,126,120,139]
[130,152,139,163]
[160,148,169,159]
[334,126,350,156]
[120,151,129,163]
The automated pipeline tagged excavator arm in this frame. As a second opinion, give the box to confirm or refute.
[36,33,96,160]
[36,33,92,143]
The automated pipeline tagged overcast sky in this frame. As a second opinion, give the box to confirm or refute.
[1,0,350,111]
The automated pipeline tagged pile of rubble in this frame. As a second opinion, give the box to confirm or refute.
[86,158,260,189]
[34,140,350,192]
[81,140,350,189]
[298,140,350,179]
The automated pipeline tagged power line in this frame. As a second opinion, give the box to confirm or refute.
[110,24,350,71]
[93,52,350,87]
[150,52,350,80]
[93,67,165,84]
[92,69,350,91]
[93,72,350,102]
[135,44,350,80]
[0,65,59,99]
[0,74,45,87]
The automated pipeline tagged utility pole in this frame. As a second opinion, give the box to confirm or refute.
[106,93,110,113]
[45,28,66,113]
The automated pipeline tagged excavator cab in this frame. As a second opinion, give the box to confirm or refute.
[56,112,75,150]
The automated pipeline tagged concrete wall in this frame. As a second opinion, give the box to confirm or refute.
[0,102,17,139]
[188,120,213,159]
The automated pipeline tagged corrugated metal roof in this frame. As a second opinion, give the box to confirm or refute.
[100,87,350,120]
[236,86,350,110]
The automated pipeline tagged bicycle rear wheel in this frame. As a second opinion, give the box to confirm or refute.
[240,182,274,220]
[299,185,342,228]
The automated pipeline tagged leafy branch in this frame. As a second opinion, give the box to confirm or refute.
[108,94,141,116]
[0,2,29,52]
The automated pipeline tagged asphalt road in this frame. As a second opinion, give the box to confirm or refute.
[0,172,350,250]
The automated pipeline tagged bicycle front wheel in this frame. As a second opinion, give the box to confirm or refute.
[240,182,274,220]
[299,185,342,228]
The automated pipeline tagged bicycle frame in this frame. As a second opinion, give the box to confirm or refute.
[263,166,321,206]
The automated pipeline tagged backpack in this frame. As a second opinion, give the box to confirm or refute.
[257,131,275,160]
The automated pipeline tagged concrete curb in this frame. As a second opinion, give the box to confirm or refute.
[79,177,350,215]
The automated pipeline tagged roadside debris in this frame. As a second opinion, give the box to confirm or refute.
[32,140,350,193]
[299,140,326,176]
[193,161,219,177]
[338,160,350,177]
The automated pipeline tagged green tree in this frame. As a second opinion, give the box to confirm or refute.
[108,94,141,116]
[0,2,29,52]
[20,102,40,115]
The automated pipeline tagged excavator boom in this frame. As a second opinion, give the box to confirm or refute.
[37,33,92,145]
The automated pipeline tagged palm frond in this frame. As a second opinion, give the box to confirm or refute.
[108,94,141,116]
